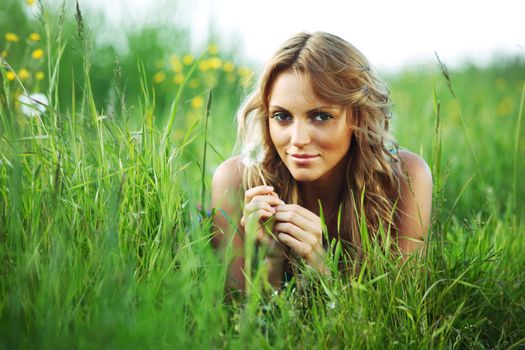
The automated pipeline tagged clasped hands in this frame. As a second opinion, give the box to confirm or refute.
[240,185,328,273]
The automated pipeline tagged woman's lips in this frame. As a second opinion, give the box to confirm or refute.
[289,153,319,165]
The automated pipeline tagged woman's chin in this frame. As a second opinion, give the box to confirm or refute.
[290,171,319,183]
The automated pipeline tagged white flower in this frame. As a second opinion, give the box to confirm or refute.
[241,142,265,167]
[18,93,48,117]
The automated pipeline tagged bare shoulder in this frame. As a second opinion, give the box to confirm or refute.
[398,150,432,188]
[396,150,432,254]
[212,156,243,189]
[211,156,244,207]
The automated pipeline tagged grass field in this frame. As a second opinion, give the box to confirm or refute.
[1,1,524,349]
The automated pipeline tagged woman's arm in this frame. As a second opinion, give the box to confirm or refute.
[397,150,433,256]
[211,156,285,289]
[211,156,246,290]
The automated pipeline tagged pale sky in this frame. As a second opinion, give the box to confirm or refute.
[85,0,524,72]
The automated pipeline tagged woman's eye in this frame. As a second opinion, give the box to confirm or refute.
[313,112,333,122]
[271,112,292,122]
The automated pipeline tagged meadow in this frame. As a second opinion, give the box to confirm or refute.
[1,1,524,349]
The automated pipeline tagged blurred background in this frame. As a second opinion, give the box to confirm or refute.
[86,0,525,73]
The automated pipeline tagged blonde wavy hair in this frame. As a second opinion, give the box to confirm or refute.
[236,31,403,256]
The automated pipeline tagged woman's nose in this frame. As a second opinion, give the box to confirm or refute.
[290,121,310,147]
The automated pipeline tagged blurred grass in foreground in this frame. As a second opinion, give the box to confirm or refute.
[0,1,524,349]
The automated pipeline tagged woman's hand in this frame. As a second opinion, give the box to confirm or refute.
[241,185,284,244]
[273,205,329,274]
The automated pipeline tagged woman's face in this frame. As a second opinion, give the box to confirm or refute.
[268,70,354,186]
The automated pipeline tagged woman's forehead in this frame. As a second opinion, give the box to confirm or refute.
[268,70,339,108]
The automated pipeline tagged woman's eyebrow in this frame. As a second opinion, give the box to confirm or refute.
[268,105,290,112]
[306,106,342,113]
[269,105,341,112]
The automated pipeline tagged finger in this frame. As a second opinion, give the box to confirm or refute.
[274,222,317,246]
[276,204,320,223]
[245,201,277,217]
[277,232,315,258]
[251,194,285,207]
[245,186,277,203]
[241,204,274,228]
[273,210,313,233]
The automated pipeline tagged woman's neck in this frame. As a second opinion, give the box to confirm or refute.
[299,176,344,217]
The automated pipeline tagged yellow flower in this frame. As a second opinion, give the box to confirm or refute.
[36,71,45,80]
[171,60,183,73]
[18,68,30,80]
[198,60,211,72]
[173,73,185,85]
[223,61,235,73]
[208,57,222,70]
[191,95,204,109]
[29,33,41,41]
[238,66,252,78]
[153,71,166,83]
[26,0,36,5]
[6,71,16,81]
[5,32,19,42]
[208,43,219,55]
[182,54,194,65]
[32,48,44,59]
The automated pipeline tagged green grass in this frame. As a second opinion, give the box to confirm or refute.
[1,2,524,349]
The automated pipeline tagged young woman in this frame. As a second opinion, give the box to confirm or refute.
[211,32,432,290]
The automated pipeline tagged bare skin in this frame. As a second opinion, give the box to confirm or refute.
[211,150,432,288]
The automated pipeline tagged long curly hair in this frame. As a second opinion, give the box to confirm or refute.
[236,31,404,257]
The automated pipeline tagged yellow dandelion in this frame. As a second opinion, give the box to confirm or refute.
[173,73,185,85]
[29,33,41,41]
[198,60,211,72]
[182,54,194,65]
[26,0,36,5]
[153,71,166,83]
[191,95,204,109]
[6,71,16,81]
[18,68,30,80]
[171,60,183,73]
[223,61,235,73]
[1,50,7,58]
[238,66,252,78]
[208,43,219,55]
[36,71,45,80]
[5,32,19,42]
[188,79,199,89]
[208,57,222,70]
[32,48,44,60]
